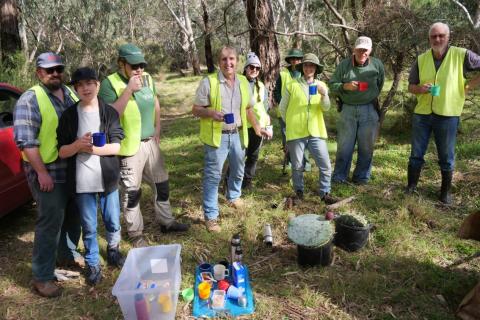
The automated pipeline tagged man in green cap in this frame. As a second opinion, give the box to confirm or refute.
[273,48,310,173]
[99,43,189,248]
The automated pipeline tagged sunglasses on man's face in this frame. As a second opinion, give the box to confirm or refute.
[129,63,147,70]
[248,65,260,71]
[45,66,65,74]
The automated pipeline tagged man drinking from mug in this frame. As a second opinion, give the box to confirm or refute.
[99,43,189,248]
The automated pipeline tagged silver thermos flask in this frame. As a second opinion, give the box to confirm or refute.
[263,224,273,246]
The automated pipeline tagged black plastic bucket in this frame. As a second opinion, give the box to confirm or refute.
[297,239,333,267]
[334,220,370,252]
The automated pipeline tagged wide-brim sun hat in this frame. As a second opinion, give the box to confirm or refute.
[296,53,324,74]
[285,48,304,64]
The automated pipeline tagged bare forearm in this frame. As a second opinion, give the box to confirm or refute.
[466,75,480,91]
[111,87,134,116]
[23,148,49,174]
[154,97,161,135]
[59,144,80,159]
[192,105,212,118]
[92,143,120,156]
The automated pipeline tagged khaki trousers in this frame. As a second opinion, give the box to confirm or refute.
[120,138,174,237]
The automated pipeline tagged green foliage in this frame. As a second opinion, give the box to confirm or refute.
[0,51,35,89]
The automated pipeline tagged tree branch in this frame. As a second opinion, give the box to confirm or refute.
[234,27,344,56]
[451,0,475,27]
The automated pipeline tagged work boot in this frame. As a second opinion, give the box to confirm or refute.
[107,245,125,268]
[130,236,148,248]
[405,165,421,195]
[31,280,62,298]
[321,193,339,205]
[295,190,304,200]
[242,178,252,190]
[439,170,453,204]
[160,221,190,233]
[85,265,102,286]
[205,219,222,233]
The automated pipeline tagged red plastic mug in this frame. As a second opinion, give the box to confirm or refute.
[358,82,368,92]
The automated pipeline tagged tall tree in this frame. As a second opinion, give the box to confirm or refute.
[162,0,201,75]
[246,0,280,102]
[200,0,215,73]
[0,0,21,61]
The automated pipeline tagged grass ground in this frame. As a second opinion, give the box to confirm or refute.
[1,72,479,320]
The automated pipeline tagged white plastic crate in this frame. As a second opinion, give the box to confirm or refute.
[112,244,182,320]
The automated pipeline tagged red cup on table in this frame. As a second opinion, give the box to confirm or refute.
[358,81,368,92]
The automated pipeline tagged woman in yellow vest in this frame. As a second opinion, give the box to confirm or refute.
[242,52,271,189]
[279,53,336,204]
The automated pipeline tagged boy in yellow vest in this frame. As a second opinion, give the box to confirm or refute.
[192,46,271,233]
[99,44,189,247]
[13,52,83,297]
[406,22,480,204]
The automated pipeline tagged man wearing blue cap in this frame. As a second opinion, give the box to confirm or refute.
[99,43,189,248]
[13,52,83,297]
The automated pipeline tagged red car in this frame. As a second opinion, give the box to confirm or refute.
[0,83,31,217]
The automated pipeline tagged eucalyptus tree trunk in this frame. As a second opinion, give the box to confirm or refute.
[0,0,21,61]
[200,0,215,73]
[246,0,280,104]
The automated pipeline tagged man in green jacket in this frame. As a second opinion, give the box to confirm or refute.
[99,43,189,247]
[406,22,480,204]
[329,36,385,185]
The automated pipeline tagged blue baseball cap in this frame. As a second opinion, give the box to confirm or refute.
[36,52,64,68]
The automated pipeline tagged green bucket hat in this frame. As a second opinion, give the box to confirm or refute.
[118,43,147,65]
[285,48,304,64]
[296,53,324,74]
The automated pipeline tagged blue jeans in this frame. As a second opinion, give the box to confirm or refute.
[203,133,245,221]
[333,103,378,183]
[408,113,459,171]
[287,136,332,197]
[76,190,121,267]
[30,182,81,282]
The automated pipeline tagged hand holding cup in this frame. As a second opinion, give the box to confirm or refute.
[127,75,143,93]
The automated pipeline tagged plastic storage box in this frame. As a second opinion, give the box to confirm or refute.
[112,244,182,320]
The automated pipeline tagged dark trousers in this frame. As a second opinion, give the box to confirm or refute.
[244,127,263,181]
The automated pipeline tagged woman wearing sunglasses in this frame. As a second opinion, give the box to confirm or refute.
[241,52,271,190]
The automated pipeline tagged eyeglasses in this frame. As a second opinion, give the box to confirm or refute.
[248,65,260,71]
[45,66,65,74]
[129,63,147,70]
[430,34,447,39]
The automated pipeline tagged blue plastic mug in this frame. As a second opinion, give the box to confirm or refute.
[92,132,106,147]
[309,84,317,95]
[224,113,235,124]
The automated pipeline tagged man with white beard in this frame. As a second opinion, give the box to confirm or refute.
[406,22,480,204]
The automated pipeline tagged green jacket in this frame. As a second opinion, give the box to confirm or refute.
[328,56,385,105]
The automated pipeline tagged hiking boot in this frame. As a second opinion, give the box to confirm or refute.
[242,178,252,190]
[439,170,453,204]
[57,256,86,269]
[31,279,62,298]
[130,236,148,248]
[406,165,421,195]
[321,193,339,205]
[107,245,125,268]
[295,190,304,200]
[228,198,245,210]
[205,219,222,233]
[160,221,190,233]
[85,265,102,286]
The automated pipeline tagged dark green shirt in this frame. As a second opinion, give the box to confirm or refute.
[98,72,157,139]
[328,56,385,105]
